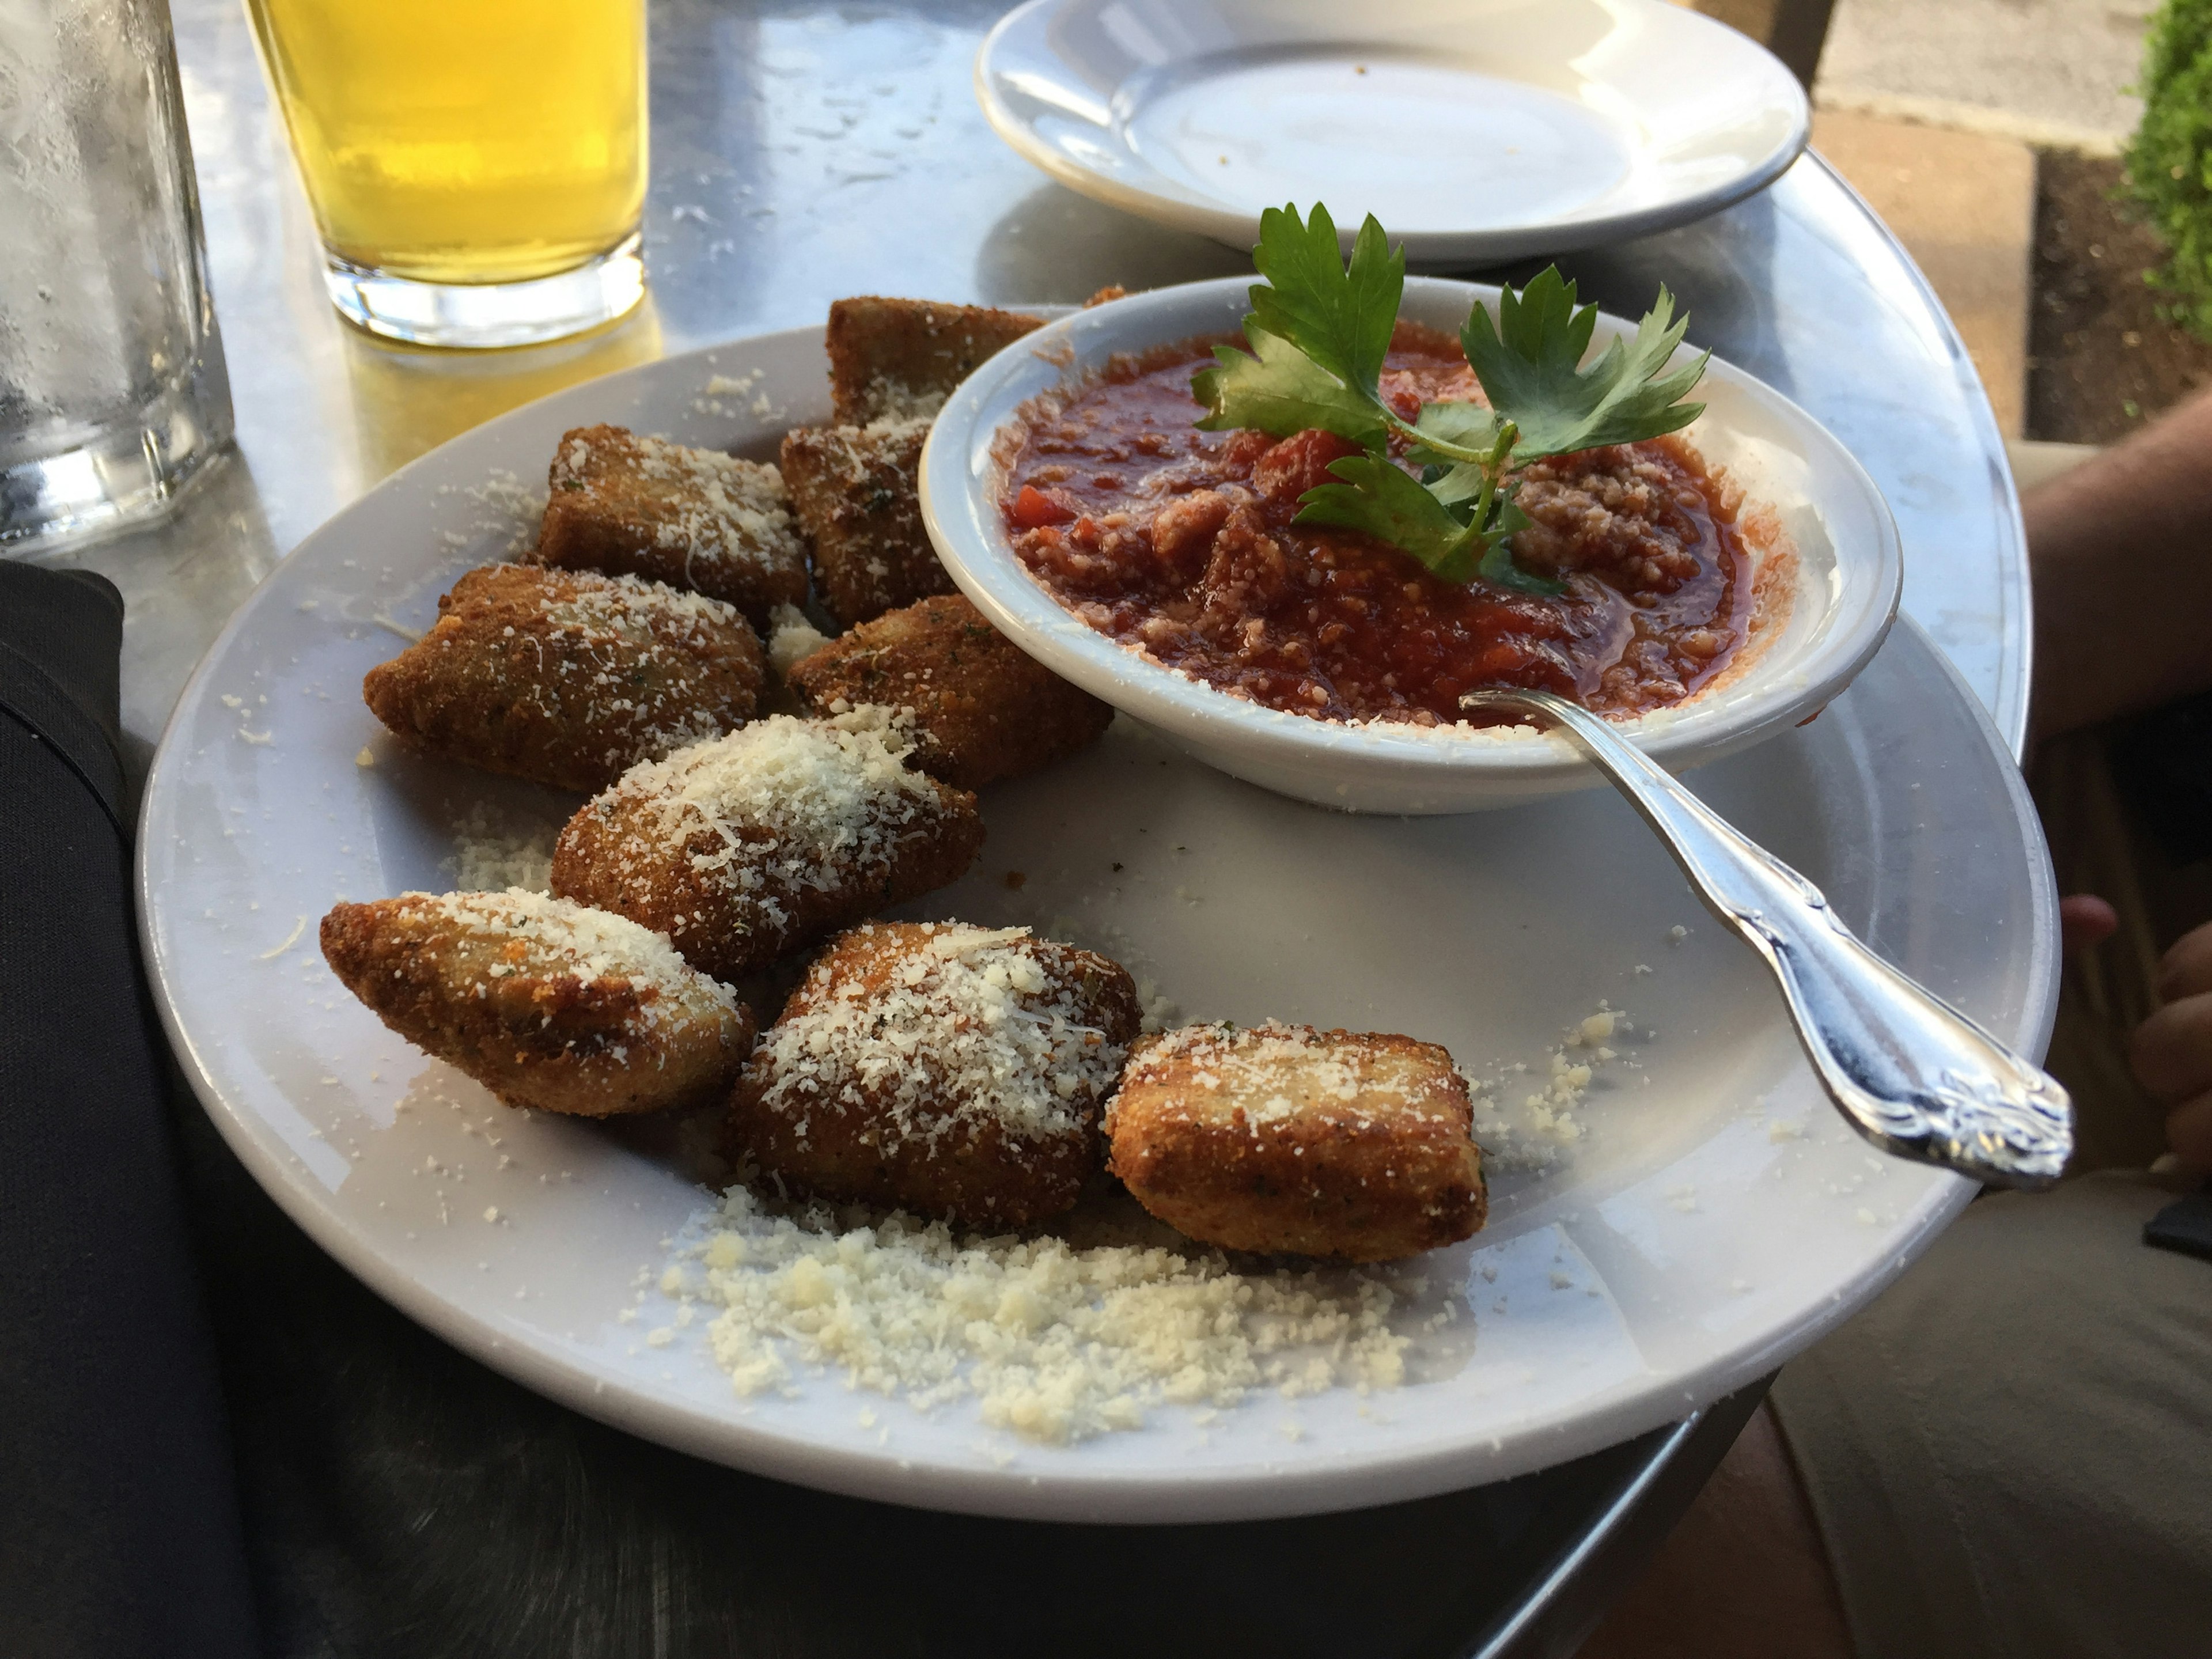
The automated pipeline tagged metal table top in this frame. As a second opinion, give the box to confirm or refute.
[56,1,2028,1652]
[86,0,2026,776]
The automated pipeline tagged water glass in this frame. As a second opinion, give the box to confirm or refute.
[0,0,234,554]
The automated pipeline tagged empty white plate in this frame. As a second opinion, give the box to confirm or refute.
[976,0,1811,266]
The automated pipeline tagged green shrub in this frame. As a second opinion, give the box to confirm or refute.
[2129,0,2212,340]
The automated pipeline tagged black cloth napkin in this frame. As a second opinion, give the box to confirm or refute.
[0,564,259,1658]
[2143,1182,2212,1262]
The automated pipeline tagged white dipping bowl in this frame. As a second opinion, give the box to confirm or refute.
[918,276,1902,814]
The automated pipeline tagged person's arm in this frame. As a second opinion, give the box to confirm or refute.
[2026,384,2212,742]
[1574,1403,1853,1659]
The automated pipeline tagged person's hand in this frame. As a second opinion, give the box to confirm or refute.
[2130,918,2212,1166]
[2061,893,2118,956]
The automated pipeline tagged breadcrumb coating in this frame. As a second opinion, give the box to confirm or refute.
[549,706,983,983]
[534,425,808,623]
[363,563,764,792]
[1108,1022,1486,1262]
[321,889,753,1118]
[728,921,1139,1226]
[788,593,1112,789]
[779,418,948,629]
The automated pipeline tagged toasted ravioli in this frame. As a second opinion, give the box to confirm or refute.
[778,420,948,629]
[729,922,1139,1226]
[1107,1023,1486,1262]
[320,891,753,1118]
[787,593,1113,789]
[362,564,766,793]
[824,297,1042,425]
[533,425,808,622]
[549,706,984,983]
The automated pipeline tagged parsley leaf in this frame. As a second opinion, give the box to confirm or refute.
[1297,455,1483,584]
[1245,204,1403,399]
[1407,400,1509,472]
[1460,266,1709,460]
[1475,497,1550,594]
[1190,203,1705,593]
[1192,325,1387,448]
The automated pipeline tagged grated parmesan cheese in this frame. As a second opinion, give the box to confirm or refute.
[608,706,940,916]
[554,429,804,580]
[750,923,1127,1150]
[678,1184,1414,1444]
[1122,1021,1414,1128]
[764,603,832,678]
[412,888,737,1018]
[800,413,930,490]
[539,566,746,643]
[1470,1004,1635,1171]
[855,384,944,425]
[443,804,558,894]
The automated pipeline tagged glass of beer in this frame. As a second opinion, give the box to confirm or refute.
[244,0,648,350]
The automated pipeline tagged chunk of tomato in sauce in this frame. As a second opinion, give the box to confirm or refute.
[1251,429,1366,507]
[1007,484,1076,529]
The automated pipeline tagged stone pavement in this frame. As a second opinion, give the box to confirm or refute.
[1809,111,2040,437]
[1817,0,2153,145]
[1698,0,2157,443]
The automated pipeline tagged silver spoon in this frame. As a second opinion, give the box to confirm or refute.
[1460,687,2071,1190]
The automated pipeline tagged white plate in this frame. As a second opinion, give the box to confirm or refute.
[975,0,1811,267]
[138,327,2056,1522]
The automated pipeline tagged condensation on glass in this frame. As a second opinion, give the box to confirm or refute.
[0,0,234,554]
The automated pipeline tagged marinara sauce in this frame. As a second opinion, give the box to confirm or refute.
[999,328,1754,726]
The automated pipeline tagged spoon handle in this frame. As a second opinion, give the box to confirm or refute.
[1461,688,2071,1190]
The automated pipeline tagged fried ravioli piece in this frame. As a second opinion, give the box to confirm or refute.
[824,297,1043,425]
[1107,1022,1487,1262]
[787,593,1112,789]
[533,425,809,623]
[320,891,753,1118]
[780,299,1043,630]
[550,706,984,983]
[729,922,1139,1226]
[362,564,766,793]
[778,419,947,629]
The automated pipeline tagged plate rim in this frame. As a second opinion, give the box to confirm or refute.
[972,0,1813,264]
[135,327,2054,1523]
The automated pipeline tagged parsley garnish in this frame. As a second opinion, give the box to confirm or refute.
[1192,203,1709,592]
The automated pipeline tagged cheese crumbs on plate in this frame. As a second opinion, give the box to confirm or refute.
[675,1184,1419,1445]
[729,922,1140,1226]
[1468,1003,1637,1172]
[442,802,557,894]
[549,706,984,983]
[320,889,753,1118]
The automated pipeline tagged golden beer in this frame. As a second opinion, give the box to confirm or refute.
[246,0,647,338]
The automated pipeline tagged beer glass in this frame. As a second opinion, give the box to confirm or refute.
[244,0,649,349]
